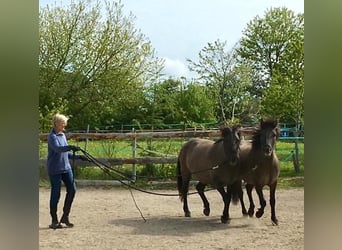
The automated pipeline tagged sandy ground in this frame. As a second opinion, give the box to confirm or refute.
[39,186,304,249]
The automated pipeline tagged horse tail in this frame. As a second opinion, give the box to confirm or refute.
[230,180,242,205]
[177,158,184,202]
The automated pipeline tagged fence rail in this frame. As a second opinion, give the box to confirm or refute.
[39,128,304,184]
[39,128,258,141]
[39,156,178,166]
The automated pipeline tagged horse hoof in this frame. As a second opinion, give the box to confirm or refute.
[255,210,264,218]
[185,212,191,217]
[271,217,278,225]
[221,216,230,224]
[248,209,254,217]
[203,208,210,216]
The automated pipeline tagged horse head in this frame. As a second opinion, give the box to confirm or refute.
[220,125,242,166]
[257,118,280,157]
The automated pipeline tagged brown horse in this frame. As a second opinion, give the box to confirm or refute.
[177,125,245,224]
[233,118,281,225]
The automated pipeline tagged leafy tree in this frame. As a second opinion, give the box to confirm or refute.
[187,39,253,124]
[39,0,163,129]
[261,69,304,129]
[150,78,180,124]
[177,81,216,124]
[237,7,303,89]
[237,7,304,127]
[144,78,216,127]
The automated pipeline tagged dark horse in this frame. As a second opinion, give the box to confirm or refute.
[177,125,243,224]
[233,118,281,225]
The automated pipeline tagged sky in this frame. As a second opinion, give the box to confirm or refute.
[39,0,304,79]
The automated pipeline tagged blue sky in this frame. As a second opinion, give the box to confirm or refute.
[40,0,304,79]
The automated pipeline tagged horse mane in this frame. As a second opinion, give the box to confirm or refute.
[251,130,262,148]
[214,126,228,144]
[252,118,280,148]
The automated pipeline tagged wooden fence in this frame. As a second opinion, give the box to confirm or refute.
[39,128,303,184]
[39,129,256,141]
[39,129,256,183]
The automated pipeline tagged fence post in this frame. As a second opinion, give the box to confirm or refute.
[132,128,137,182]
[85,124,90,151]
[292,140,300,173]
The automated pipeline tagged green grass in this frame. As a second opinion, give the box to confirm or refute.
[39,138,304,188]
[278,176,304,188]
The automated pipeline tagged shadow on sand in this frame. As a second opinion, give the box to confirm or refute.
[109,215,252,236]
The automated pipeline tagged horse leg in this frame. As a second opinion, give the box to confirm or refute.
[246,183,255,217]
[177,160,191,217]
[183,196,191,217]
[238,188,248,216]
[255,186,266,218]
[196,182,210,216]
[181,179,191,217]
[217,186,231,224]
[234,181,248,216]
[269,181,278,225]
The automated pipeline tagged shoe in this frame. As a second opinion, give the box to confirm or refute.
[60,215,74,227]
[49,222,62,229]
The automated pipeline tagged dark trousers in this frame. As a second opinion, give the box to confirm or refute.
[49,170,76,221]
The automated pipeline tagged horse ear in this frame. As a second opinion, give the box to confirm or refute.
[272,119,280,137]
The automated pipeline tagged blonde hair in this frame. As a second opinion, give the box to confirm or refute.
[52,113,69,127]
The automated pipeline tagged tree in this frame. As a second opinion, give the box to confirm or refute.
[187,39,253,124]
[237,7,303,89]
[143,78,216,127]
[237,7,304,127]
[39,0,163,130]
[149,78,180,125]
[177,80,216,125]
[261,69,304,129]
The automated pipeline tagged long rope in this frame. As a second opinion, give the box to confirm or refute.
[128,187,146,222]
[79,148,215,196]
[79,149,150,221]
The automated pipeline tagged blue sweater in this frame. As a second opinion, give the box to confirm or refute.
[47,129,74,175]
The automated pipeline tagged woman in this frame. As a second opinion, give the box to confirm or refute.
[47,113,87,229]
